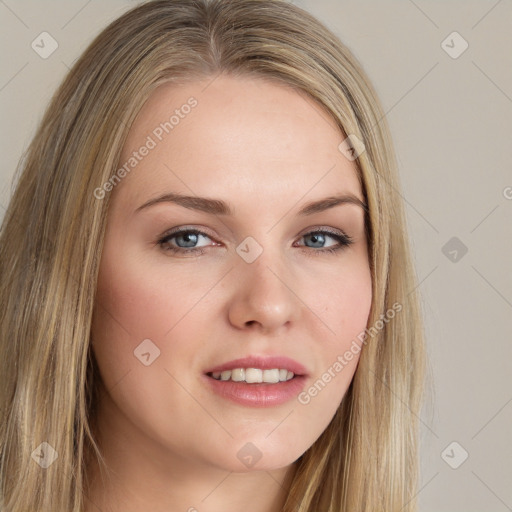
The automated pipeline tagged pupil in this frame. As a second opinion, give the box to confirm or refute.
[309,234,324,248]
[179,233,197,247]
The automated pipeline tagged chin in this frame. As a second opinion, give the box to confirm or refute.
[227,440,306,473]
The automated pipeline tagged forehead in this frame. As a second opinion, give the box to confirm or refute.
[114,74,362,211]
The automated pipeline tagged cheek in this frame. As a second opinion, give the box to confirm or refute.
[328,259,372,380]
[294,255,372,423]
[306,250,373,346]
[90,235,184,403]
[93,241,197,343]
[90,247,214,458]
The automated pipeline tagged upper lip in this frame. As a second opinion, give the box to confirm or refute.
[205,355,308,376]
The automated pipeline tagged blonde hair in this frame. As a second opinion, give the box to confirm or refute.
[0,0,425,510]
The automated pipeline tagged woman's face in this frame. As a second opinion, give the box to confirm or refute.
[91,74,372,473]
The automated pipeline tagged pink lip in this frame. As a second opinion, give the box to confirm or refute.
[204,355,308,376]
[202,374,308,407]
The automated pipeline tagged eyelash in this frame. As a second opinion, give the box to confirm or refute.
[156,227,354,256]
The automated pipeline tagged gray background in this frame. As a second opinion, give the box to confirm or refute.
[1,1,511,510]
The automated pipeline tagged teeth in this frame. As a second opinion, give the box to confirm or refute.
[231,368,245,381]
[210,368,296,383]
[245,368,262,383]
[262,369,280,383]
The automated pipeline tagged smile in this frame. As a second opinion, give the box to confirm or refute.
[208,368,295,383]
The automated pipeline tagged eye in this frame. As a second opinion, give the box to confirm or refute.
[295,229,353,255]
[157,228,215,256]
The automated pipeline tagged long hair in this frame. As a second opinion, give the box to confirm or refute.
[0,1,425,510]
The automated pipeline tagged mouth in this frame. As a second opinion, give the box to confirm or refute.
[206,367,298,384]
[202,355,308,407]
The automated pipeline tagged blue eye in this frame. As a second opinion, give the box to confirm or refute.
[298,229,353,255]
[158,229,212,255]
[157,228,353,256]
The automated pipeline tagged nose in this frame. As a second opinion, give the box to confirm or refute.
[227,249,302,334]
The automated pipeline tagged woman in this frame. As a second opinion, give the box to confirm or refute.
[0,1,425,510]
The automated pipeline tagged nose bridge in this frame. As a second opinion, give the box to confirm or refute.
[239,243,287,299]
[228,240,299,331]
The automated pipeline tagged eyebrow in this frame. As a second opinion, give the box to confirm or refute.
[135,192,367,216]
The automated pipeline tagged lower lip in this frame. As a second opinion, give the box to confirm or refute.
[203,374,307,407]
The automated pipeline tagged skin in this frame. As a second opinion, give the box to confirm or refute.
[86,74,372,512]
